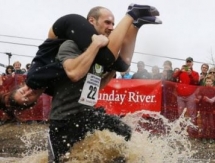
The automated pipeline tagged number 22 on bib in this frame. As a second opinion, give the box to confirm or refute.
[78,73,101,106]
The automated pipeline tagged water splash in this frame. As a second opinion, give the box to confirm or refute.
[1,110,211,163]
[20,128,48,157]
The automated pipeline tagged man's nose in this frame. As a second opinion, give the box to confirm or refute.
[108,24,114,31]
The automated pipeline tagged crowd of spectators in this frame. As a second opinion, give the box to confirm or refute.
[1,61,31,76]
[115,56,213,89]
[1,57,215,143]
[116,56,215,143]
[0,61,31,86]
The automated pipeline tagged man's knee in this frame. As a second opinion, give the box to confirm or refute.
[94,47,116,66]
[95,48,130,70]
[48,27,57,39]
[107,56,130,72]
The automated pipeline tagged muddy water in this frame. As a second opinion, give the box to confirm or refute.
[0,111,214,163]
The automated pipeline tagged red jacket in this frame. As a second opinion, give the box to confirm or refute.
[173,69,199,96]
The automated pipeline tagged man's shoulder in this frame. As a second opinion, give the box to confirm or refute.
[192,70,199,73]
[57,40,81,62]
[191,69,199,76]
[59,40,81,53]
[61,40,76,47]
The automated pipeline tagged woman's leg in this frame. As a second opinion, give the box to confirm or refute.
[48,14,133,66]
[110,24,138,72]
[48,4,160,67]
[109,16,161,72]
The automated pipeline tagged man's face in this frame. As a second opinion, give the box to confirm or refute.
[163,64,171,71]
[152,67,159,74]
[13,85,43,106]
[7,68,13,74]
[201,65,208,74]
[13,62,21,70]
[186,60,193,68]
[137,63,144,72]
[89,9,114,37]
[174,68,180,72]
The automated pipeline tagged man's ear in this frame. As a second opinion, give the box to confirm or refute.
[88,17,95,25]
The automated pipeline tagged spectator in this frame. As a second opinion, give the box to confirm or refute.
[132,61,151,79]
[13,61,24,74]
[161,60,174,81]
[24,63,31,75]
[173,57,199,126]
[21,68,26,74]
[172,67,180,82]
[117,68,132,79]
[199,63,209,86]
[173,67,180,73]
[5,65,14,75]
[208,67,215,85]
[22,63,31,75]
[151,65,162,79]
[26,63,31,70]
[163,60,172,71]
[195,75,215,144]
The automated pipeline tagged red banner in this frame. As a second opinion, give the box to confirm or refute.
[1,76,215,139]
[96,79,162,115]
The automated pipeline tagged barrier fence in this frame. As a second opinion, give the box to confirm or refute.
[0,75,215,138]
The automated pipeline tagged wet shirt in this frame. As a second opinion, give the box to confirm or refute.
[50,40,104,120]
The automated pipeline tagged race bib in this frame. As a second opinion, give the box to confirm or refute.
[78,73,101,106]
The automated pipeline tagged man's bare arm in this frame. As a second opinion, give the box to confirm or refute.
[62,35,109,82]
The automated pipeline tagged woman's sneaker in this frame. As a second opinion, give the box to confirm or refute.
[127,3,160,20]
[133,16,162,28]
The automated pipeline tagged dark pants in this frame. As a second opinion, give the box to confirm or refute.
[49,108,131,163]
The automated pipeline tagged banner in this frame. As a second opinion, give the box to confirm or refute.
[96,79,162,115]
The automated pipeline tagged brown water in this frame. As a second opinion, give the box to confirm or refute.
[0,110,214,163]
